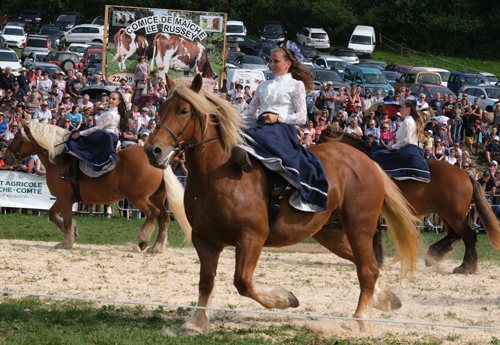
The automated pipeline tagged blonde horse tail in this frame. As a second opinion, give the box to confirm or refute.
[468,173,500,250]
[163,166,192,244]
[376,164,421,278]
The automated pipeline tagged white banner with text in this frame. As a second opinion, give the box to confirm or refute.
[0,170,55,209]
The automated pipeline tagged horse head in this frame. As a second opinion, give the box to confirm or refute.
[3,119,38,167]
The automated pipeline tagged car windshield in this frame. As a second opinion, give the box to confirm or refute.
[484,88,500,99]
[438,72,450,82]
[57,14,76,22]
[427,87,454,98]
[350,35,371,45]
[327,60,347,68]
[338,50,356,57]
[43,66,62,75]
[92,17,104,25]
[418,74,441,85]
[363,73,387,84]
[68,46,87,53]
[4,28,23,36]
[227,25,244,33]
[26,39,47,48]
[384,72,401,81]
[315,70,342,82]
[263,25,283,35]
[40,27,59,35]
[242,56,265,65]
[34,54,47,62]
[57,53,79,62]
[0,52,19,62]
[227,52,242,62]
[362,86,389,97]
[467,77,491,86]
[400,66,413,73]
[311,33,327,39]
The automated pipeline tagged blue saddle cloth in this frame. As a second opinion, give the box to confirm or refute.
[240,117,328,212]
[63,130,118,177]
[369,144,431,182]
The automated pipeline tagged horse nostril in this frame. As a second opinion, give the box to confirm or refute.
[153,146,162,158]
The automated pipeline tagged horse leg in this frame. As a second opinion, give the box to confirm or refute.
[48,201,64,233]
[133,198,160,252]
[146,190,170,254]
[449,219,479,274]
[425,223,461,267]
[373,221,384,269]
[54,201,76,249]
[180,233,223,335]
[233,233,299,310]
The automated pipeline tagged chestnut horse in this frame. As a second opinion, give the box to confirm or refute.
[321,130,500,274]
[3,120,191,252]
[144,75,421,334]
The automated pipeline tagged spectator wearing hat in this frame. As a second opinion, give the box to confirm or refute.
[37,70,52,100]
[11,81,26,104]
[139,118,156,136]
[33,101,52,123]
[49,82,63,103]
[46,91,60,114]
[235,95,247,113]
[424,129,435,149]
[55,72,66,94]
[362,109,379,133]
[137,132,149,147]
[17,67,30,94]
[484,135,500,163]
[212,84,219,94]
[321,82,336,121]
[365,120,381,144]
[0,67,15,90]
[315,116,327,132]
[81,106,92,123]
[424,116,440,137]
[137,107,150,129]
[486,161,498,179]
[115,78,128,96]
[434,126,449,147]
[391,112,403,132]
[60,93,74,114]
[383,90,395,103]
[77,94,94,113]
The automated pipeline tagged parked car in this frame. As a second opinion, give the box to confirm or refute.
[226,38,239,53]
[226,52,245,68]
[64,25,104,44]
[312,55,347,75]
[227,35,259,56]
[331,48,359,65]
[17,10,51,30]
[82,46,102,73]
[359,85,392,98]
[297,44,317,62]
[225,69,265,92]
[0,35,8,49]
[479,72,499,85]
[296,27,329,51]
[2,25,28,48]
[39,25,66,50]
[343,65,393,92]
[356,63,383,71]
[23,59,63,76]
[234,55,269,71]
[385,64,414,73]
[411,67,450,87]
[459,86,500,112]
[260,21,286,45]
[21,35,55,60]
[22,51,48,64]
[447,70,490,95]
[226,20,246,36]
[382,70,402,85]
[408,83,456,103]
[84,54,102,77]
[309,68,350,92]
[348,25,376,58]
[392,71,442,91]
[263,70,275,81]
[0,48,23,75]
[67,43,90,58]
[257,42,279,63]
[360,60,387,70]
[55,12,87,31]
[46,51,84,73]
[7,20,37,34]
[91,16,105,26]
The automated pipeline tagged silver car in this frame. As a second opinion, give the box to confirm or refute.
[331,48,359,65]
[459,86,500,112]
[234,55,269,71]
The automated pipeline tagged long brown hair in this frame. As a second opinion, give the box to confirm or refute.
[404,99,427,142]
[111,91,128,132]
[272,47,314,91]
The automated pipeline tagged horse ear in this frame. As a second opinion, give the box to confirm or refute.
[190,74,203,93]
[165,74,175,91]
[20,118,27,128]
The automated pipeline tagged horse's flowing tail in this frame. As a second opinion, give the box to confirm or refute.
[468,174,500,250]
[163,166,192,244]
[376,164,420,277]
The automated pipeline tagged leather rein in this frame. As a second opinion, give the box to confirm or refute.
[7,126,40,162]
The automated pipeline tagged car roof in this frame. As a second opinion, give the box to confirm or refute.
[335,48,355,52]
[388,64,413,67]
[348,65,383,73]
[451,70,484,77]
[40,25,60,29]
[308,27,326,33]
[227,20,244,25]
[319,55,344,61]
[27,35,50,39]
[86,47,103,52]
[60,11,82,14]
[411,67,449,72]
[412,83,449,89]
[0,48,16,52]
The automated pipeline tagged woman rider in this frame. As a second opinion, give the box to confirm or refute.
[232,44,329,212]
[56,91,127,184]
[369,99,430,182]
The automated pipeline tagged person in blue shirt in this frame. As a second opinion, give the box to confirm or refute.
[67,105,82,131]
[383,90,396,103]
[365,120,381,144]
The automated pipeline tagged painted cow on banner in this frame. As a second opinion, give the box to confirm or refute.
[150,33,216,80]
[205,17,221,31]
[112,28,149,72]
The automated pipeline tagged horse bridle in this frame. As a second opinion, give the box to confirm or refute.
[6,127,35,162]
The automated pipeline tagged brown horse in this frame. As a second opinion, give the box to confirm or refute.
[322,130,500,274]
[144,75,421,334]
[3,120,191,252]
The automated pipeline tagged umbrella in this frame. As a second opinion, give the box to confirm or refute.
[363,102,401,118]
[80,84,114,101]
[133,94,161,108]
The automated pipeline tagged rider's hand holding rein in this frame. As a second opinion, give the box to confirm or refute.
[71,132,81,140]
[261,113,279,124]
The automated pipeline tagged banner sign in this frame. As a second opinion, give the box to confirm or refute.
[0,170,55,210]
[104,6,226,89]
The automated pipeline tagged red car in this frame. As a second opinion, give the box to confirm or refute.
[46,51,84,72]
[385,64,414,74]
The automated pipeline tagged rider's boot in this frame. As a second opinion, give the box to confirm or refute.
[231,146,253,173]
[60,155,79,185]
[54,152,69,164]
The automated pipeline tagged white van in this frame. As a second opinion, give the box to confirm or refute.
[226,20,247,36]
[348,25,376,58]
[411,67,450,87]
[225,68,265,93]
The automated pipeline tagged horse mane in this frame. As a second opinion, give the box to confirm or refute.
[21,122,71,164]
[167,83,245,152]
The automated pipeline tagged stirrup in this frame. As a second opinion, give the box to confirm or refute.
[231,146,253,173]
[60,172,79,185]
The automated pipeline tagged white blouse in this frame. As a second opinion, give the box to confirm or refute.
[242,73,307,125]
[80,107,120,136]
[392,115,419,150]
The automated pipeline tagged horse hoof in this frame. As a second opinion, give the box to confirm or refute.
[54,242,72,250]
[138,241,147,251]
[146,246,165,254]
[179,323,204,336]
[287,291,300,308]
[389,292,402,310]
[452,265,477,275]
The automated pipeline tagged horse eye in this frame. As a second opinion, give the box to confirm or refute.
[180,108,190,116]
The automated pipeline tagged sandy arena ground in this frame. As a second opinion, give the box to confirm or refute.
[0,239,499,344]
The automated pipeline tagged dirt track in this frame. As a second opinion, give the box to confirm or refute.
[0,239,499,344]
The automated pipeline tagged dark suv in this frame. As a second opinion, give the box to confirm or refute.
[18,10,51,30]
[39,25,65,50]
[55,12,86,31]
[260,21,286,46]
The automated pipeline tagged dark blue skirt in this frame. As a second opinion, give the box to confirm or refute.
[240,117,328,212]
[64,130,118,173]
[369,144,430,182]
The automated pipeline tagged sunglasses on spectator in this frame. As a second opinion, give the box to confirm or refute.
[463,165,469,168]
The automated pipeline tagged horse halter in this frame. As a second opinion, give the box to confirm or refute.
[6,127,34,162]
